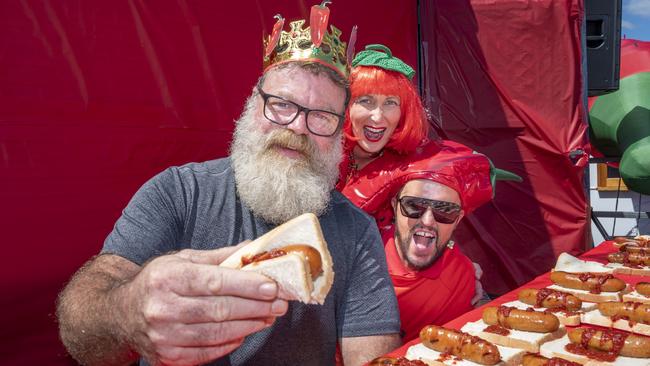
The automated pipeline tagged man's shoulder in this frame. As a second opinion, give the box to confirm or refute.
[145,157,234,195]
[328,190,377,226]
[172,157,232,176]
[331,191,375,223]
[155,157,232,184]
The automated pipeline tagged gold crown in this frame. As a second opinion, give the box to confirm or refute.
[262,4,354,77]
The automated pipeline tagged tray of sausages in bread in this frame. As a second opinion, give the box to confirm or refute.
[580,299,650,341]
[401,325,526,366]
[622,282,650,304]
[388,244,650,366]
[611,236,650,250]
[460,305,566,353]
[538,326,650,365]
[532,248,650,365]
[499,287,597,326]
[547,253,631,303]
[605,236,650,277]
[371,353,583,366]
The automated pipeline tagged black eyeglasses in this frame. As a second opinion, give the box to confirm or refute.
[398,196,461,224]
[257,87,344,137]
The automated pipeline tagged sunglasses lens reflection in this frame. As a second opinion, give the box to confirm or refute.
[399,197,459,224]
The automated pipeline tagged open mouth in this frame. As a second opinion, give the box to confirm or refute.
[363,126,387,142]
[412,230,436,253]
[269,143,308,160]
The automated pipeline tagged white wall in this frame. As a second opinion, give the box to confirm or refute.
[589,163,650,245]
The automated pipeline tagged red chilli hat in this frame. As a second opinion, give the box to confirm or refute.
[341,140,520,228]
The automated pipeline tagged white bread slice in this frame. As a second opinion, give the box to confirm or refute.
[220,213,334,304]
[405,342,524,366]
[500,299,592,326]
[623,291,650,304]
[546,284,623,303]
[235,253,313,303]
[581,309,650,337]
[539,335,650,366]
[554,253,613,274]
[460,319,565,353]
[605,262,650,276]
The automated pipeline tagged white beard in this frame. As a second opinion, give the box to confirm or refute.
[230,95,343,224]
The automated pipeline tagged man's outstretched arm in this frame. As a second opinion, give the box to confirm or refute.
[57,254,141,365]
[57,247,288,366]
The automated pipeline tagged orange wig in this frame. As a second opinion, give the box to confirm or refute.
[343,65,429,155]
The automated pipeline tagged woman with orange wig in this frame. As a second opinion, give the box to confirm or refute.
[337,44,437,190]
[335,45,438,364]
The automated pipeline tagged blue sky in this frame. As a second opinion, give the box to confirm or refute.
[622,0,650,40]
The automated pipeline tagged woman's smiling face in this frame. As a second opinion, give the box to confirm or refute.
[349,94,402,155]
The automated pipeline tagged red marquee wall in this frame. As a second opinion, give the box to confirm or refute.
[0,2,417,364]
[0,1,589,364]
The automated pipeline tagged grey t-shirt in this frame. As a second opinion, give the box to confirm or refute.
[102,158,400,365]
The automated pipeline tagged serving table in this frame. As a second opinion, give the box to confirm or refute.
[384,240,649,359]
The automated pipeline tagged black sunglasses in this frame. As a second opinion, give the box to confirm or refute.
[397,196,461,224]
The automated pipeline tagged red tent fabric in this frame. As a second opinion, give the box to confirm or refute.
[418,0,590,295]
[0,2,417,364]
[0,0,589,363]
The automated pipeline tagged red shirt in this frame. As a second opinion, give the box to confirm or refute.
[384,230,475,342]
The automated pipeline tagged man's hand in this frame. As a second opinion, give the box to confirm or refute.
[58,243,289,366]
[119,246,289,365]
[470,262,489,307]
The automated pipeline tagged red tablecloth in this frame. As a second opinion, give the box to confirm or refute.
[385,240,649,357]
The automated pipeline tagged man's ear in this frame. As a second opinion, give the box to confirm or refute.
[391,196,397,210]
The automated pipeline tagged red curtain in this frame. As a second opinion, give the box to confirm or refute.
[1,0,590,362]
[419,0,590,295]
[0,1,417,364]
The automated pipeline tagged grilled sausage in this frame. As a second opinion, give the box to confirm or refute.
[241,244,322,280]
[636,282,650,297]
[419,325,501,365]
[482,306,559,333]
[598,301,650,324]
[568,328,650,358]
[549,271,625,293]
[608,252,650,266]
[518,288,582,312]
[620,245,650,254]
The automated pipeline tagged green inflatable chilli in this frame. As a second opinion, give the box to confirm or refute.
[589,72,650,194]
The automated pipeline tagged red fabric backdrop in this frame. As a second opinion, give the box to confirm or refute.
[419,0,590,295]
[0,2,417,364]
[0,0,589,364]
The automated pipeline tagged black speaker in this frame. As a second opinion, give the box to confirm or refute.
[585,0,622,96]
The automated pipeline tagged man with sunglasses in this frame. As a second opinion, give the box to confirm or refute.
[56,8,401,366]
[387,178,476,342]
[341,139,520,343]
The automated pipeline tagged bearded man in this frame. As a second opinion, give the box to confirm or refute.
[339,137,519,343]
[56,9,401,366]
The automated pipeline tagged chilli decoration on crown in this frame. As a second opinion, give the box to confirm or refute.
[262,1,354,77]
